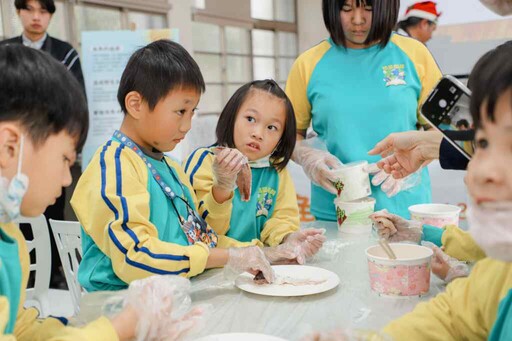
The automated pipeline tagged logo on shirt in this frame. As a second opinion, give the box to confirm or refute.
[256,187,276,217]
[382,64,406,86]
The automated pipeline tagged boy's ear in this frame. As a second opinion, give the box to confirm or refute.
[125,91,144,120]
[0,124,22,170]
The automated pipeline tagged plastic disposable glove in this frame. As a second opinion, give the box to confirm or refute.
[225,246,275,283]
[212,147,248,191]
[282,228,327,263]
[292,141,343,194]
[366,163,422,198]
[369,209,423,243]
[115,275,207,341]
[428,245,470,282]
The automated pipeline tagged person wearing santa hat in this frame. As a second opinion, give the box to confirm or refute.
[397,1,441,44]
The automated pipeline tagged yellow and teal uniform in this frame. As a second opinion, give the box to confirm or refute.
[0,223,117,340]
[286,34,442,220]
[422,224,486,262]
[383,258,512,340]
[184,147,300,246]
[71,138,257,292]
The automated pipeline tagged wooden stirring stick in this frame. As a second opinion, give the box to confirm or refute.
[379,238,397,260]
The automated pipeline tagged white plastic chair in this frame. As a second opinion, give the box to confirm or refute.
[49,219,83,316]
[15,215,51,316]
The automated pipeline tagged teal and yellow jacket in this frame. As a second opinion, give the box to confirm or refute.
[0,223,117,340]
[71,139,258,292]
[286,33,442,220]
[184,147,299,246]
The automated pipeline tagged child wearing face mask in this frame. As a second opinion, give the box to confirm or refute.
[0,44,203,341]
[304,41,512,341]
[184,80,325,263]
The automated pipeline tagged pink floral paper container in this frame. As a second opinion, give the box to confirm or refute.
[366,243,433,297]
[408,203,461,228]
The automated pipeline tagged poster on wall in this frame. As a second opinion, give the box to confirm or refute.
[81,29,180,171]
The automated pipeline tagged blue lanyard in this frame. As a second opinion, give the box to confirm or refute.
[113,131,218,247]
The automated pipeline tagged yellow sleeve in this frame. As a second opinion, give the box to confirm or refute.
[0,297,15,341]
[391,34,443,127]
[0,224,118,341]
[383,258,504,341]
[260,168,300,246]
[182,148,234,235]
[285,41,332,131]
[170,157,262,249]
[71,142,210,282]
[15,314,117,341]
[442,225,486,262]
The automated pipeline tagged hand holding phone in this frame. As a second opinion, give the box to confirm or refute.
[420,75,474,160]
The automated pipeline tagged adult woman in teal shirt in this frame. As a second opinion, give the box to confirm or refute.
[286,0,442,220]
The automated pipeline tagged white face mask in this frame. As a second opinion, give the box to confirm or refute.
[467,200,512,262]
[0,136,29,223]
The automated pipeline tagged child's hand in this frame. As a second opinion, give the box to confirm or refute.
[212,147,247,191]
[282,228,327,263]
[369,209,423,243]
[225,246,275,283]
[109,275,204,341]
[431,246,470,283]
[431,247,451,280]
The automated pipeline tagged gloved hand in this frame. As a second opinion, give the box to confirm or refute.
[366,163,422,198]
[212,147,247,191]
[263,243,302,265]
[282,228,327,263]
[369,209,423,243]
[430,246,470,283]
[225,246,275,283]
[109,275,207,341]
[293,143,343,195]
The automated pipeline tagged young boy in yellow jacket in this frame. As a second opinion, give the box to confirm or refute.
[71,40,304,293]
[305,41,512,341]
[0,44,180,341]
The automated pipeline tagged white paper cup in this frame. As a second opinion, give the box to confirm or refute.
[332,161,372,202]
[408,203,461,228]
[366,243,433,297]
[334,197,376,234]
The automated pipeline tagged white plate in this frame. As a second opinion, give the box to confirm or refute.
[194,333,288,341]
[235,265,340,297]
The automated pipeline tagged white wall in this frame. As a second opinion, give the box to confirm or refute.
[297,0,327,53]
[168,0,194,52]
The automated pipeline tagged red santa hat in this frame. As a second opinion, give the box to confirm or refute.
[402,1,442,23]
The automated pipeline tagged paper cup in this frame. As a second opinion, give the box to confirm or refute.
[334,197,376,234]
[409,204,461,228]
[366,243,433,297]
[332,161,372,202]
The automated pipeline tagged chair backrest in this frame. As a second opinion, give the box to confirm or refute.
[15,215,51,317]
[49,219,83,316]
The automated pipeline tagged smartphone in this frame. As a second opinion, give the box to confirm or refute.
[420,75,474,161]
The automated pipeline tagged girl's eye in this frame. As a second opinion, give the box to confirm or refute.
[342,5,352,12]
[247,116,255,123]
[268,125,278,131]
[175,109,186,116]
[475,138,488,149]
[364,6,372,11]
